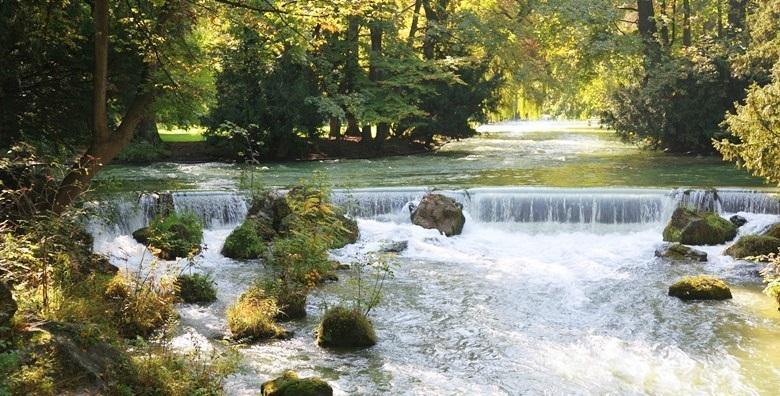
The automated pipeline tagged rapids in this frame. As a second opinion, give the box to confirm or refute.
[89,187,780,395]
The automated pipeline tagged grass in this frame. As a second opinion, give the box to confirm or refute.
[158,126,207,143]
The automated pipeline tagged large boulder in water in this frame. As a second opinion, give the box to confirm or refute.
[724,235,780,259]
[729,215,747,227]
[0,282,16,328]
[668,275,732,300]
[261,370,333,396]
[654,243,707,262]
[410,193,465,237]
[316,306,377,348]
[662,208,737,245]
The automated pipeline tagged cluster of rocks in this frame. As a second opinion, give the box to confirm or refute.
[659,207,780,302]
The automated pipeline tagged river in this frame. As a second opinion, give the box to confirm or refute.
[90,121,780,395]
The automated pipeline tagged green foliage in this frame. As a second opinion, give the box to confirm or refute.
[226,286,284,341]
[221,218,269,260]
[147,213,204,260]
[603,45,739,153]
[104,271,177,339]
[316,306,377,348]
[175,273,217,305]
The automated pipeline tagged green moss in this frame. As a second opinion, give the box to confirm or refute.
[316,306,376,348]
[175,274,217,304]
[668,275,732,300]
[654,243,707,262]
[724,235,780,259]
[221,218,270,259]
[226,287,285,341]
[261,370,333,396]
[662,208,737,245]
[146,213,203,260]
[329,214,359,249]
[764,223,780,239]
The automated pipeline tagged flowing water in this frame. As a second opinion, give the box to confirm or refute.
[89,122,780,395]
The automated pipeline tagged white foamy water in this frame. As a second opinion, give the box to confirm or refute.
[90,188,780,395]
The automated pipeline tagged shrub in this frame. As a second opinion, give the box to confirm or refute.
[175,273,217,305]
[260,278,307,321]
[147,213,203,260]
[115,140,170,164]
[226,287,285,341]
[104,272,177,339]
[316,306,376,348]
[221,218,268,259]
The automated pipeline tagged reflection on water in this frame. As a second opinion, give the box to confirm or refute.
[96,121,768,192]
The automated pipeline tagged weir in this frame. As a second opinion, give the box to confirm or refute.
[94,187,780,235]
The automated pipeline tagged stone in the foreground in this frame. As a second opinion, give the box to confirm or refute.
[261,370,333,396]
[724,235,780,259]
[410,193,466,236]
[654,243,707,262]
[668,275,732,300]
[316,306,377,348]
[662,208,737,245]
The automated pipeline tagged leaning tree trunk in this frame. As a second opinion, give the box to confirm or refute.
[135,109,162,144]
[637,0,661,65]
[51,0,154,213]
[682,0,691,47]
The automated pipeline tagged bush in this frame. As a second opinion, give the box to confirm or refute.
[104,273,177,339]
[226,287,285,341]
[260,278,307,321]
[175,273,217,305]
[221,218,269,259]
[147,213,203,260]
[316,306,376,348]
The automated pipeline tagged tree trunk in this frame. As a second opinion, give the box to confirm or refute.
[135,110,161,144]
[422,0,448,60]
[345,114,361,137]
[727,0,747,39]
[670,0,677,46]
[682,0,691,47]
[52,0,155,213]
[407,0,423,46]
[361,124,372,142]
[637,0,661,65]
[716,0,723,39]
[369,21,390,148]
[329,117,341,139]
[343,16,361,137]
[660,0,670,48]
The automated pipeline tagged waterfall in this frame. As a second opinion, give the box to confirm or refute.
[90,187,780,237]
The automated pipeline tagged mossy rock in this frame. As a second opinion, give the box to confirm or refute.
[764,223,780,239]
[175,273,217,304]
[261,371,333,396]
[145,213,203,259]
[132,227,151,245]
[662,208,737,245]
[329,214,359,248]
[226,287,286,341]
[654,243,707,262]
[668,275,732,300]
[222,217,272,259]
[724,235,780,259]
[316,306,377,348]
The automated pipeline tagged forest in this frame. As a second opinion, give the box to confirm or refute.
[2,0,780,395]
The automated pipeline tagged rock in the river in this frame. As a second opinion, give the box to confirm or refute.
[0,281,17,327]
[724,235,780,259]
[316,306,377,348]
[410,193,465,237]
[381,240,408,253]
[655,243,707,262]
[175,273,217,304]
[261,370,333,396]
[132,227,150,245]
[248,191,291,231]
[764,223,780,239]
[729,215,747,227]
[221,217,272,259]
[662,208,737,245]
[668,275,732,300]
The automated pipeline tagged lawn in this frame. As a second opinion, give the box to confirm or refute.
[158,126,207,143]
